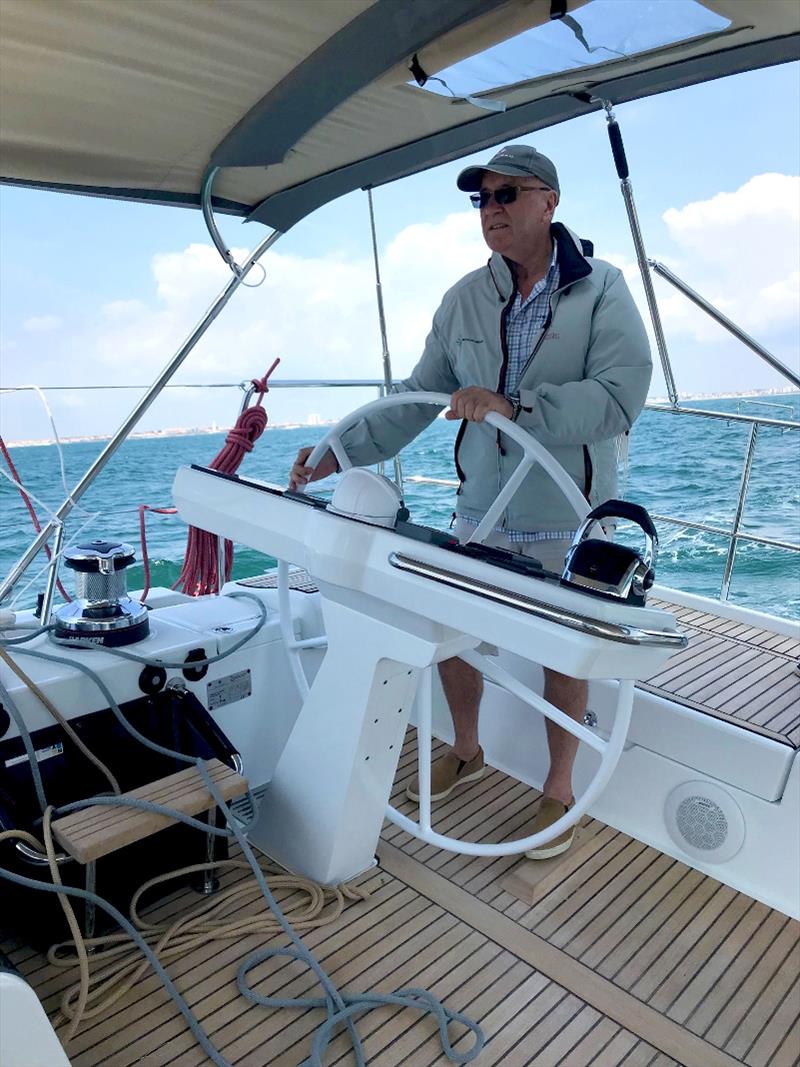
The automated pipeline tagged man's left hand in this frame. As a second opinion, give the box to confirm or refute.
[446,387,513,423]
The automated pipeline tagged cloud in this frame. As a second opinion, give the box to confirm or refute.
[4,182,798,440]
[659,173,799,340]
[52,212,487,397]
[22,314,62,332]
[598,174,800,396]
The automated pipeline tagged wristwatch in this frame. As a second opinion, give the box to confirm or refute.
[505,392,522,422]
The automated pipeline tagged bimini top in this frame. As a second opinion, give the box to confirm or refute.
[1,0,798,232]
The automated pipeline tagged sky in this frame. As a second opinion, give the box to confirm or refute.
[0,61,798,444]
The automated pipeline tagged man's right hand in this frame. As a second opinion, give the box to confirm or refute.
[288,446,338,490]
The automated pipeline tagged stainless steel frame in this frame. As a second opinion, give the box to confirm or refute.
[367,187,403,490]
[721,422,759,601]
[4,377,797,609]
[603,102,679,406]
[38,522,65,625]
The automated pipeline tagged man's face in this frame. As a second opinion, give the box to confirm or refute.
[479,171,557,263]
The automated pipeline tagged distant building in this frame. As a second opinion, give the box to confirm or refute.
[307,413,322,426]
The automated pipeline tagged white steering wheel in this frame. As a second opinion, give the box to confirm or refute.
[303,390,589,539]
[280,391,631,858]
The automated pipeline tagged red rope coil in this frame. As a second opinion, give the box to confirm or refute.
[171,360,279,597]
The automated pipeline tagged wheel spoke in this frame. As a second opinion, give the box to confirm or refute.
[460,648,607,753]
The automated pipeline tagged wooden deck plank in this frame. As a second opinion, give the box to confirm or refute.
[577,856,687,972]
[744,973,800,1067]
[666,900,776,1027]
[599,866,711,983]
[624,882,737,1001]
[4,661,799,1067]
[332,942,512,1066]
[649,896,761,1015]
[171,895,450,1067]
[531,839,650,943]
[705,916,798,1050]
[728,667,800,717]
[527,1003,606,1067]
[379,841,746,1067]
[68,881,406,1063]
[568,1017,627,1065]
[712,657,797,708]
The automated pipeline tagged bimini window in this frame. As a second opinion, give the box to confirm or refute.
[410,0,731,105]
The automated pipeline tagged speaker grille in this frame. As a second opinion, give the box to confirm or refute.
[665,780,745,864]
[676,795,728,851]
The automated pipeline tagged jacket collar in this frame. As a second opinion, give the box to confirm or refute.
[486,221,593,300]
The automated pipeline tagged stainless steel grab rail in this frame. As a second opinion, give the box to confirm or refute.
[388,552,688,649]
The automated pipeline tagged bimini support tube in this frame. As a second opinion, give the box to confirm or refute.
[0,228,282,606]
[648,259,800,391]
[602,100,679,407]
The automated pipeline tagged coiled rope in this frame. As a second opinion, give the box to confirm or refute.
[173,360,279,596]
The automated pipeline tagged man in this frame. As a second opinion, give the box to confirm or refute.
[290,145,651,858]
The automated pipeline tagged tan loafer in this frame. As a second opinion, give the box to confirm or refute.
[406,747,485,802]
[525,797,576,860]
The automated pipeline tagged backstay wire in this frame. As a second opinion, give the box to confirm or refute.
[366,187,404,490]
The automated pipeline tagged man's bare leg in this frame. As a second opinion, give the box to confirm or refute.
[541,668,588,806]
[437,660,586,804]
[437,657,482,760]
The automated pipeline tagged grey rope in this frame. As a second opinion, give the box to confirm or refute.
[0,593,485,1065]
[0,678,50,814]
[0,864,233,1067]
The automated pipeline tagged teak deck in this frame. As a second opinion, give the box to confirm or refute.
[1,589,798,1065]
[644,596,799,749]
[3,730,798,1066]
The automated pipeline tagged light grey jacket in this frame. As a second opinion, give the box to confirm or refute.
[341,223,652,532]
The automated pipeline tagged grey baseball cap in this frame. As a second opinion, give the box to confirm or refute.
[456,145,560,197]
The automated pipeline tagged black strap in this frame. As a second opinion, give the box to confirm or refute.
[408,53,428,87]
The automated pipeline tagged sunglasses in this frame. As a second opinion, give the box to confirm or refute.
[470,185,551,209]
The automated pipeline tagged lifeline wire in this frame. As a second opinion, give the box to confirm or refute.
[0,595,485,1065]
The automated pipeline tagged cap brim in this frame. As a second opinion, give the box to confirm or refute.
[456,163,532,191]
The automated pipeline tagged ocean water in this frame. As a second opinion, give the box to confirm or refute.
[2,394,799,620]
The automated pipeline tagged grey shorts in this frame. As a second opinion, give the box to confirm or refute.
[452,518,573,574]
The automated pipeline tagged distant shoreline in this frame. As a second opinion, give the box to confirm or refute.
[5,422,335,449]
[5,387,797,448]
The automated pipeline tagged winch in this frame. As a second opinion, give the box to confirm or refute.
[561,500,658,605]
[53,540,150,645]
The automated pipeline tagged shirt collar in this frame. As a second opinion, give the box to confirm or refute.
[512,240,559,309]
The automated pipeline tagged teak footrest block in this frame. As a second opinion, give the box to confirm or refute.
[52,758,248,864]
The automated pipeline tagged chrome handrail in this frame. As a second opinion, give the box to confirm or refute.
[645,403,798,431]
[1,379,392,393]
[388,552,688,649]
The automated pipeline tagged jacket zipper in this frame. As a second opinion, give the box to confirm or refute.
[494,284,517,459]
[454,270,515,489]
